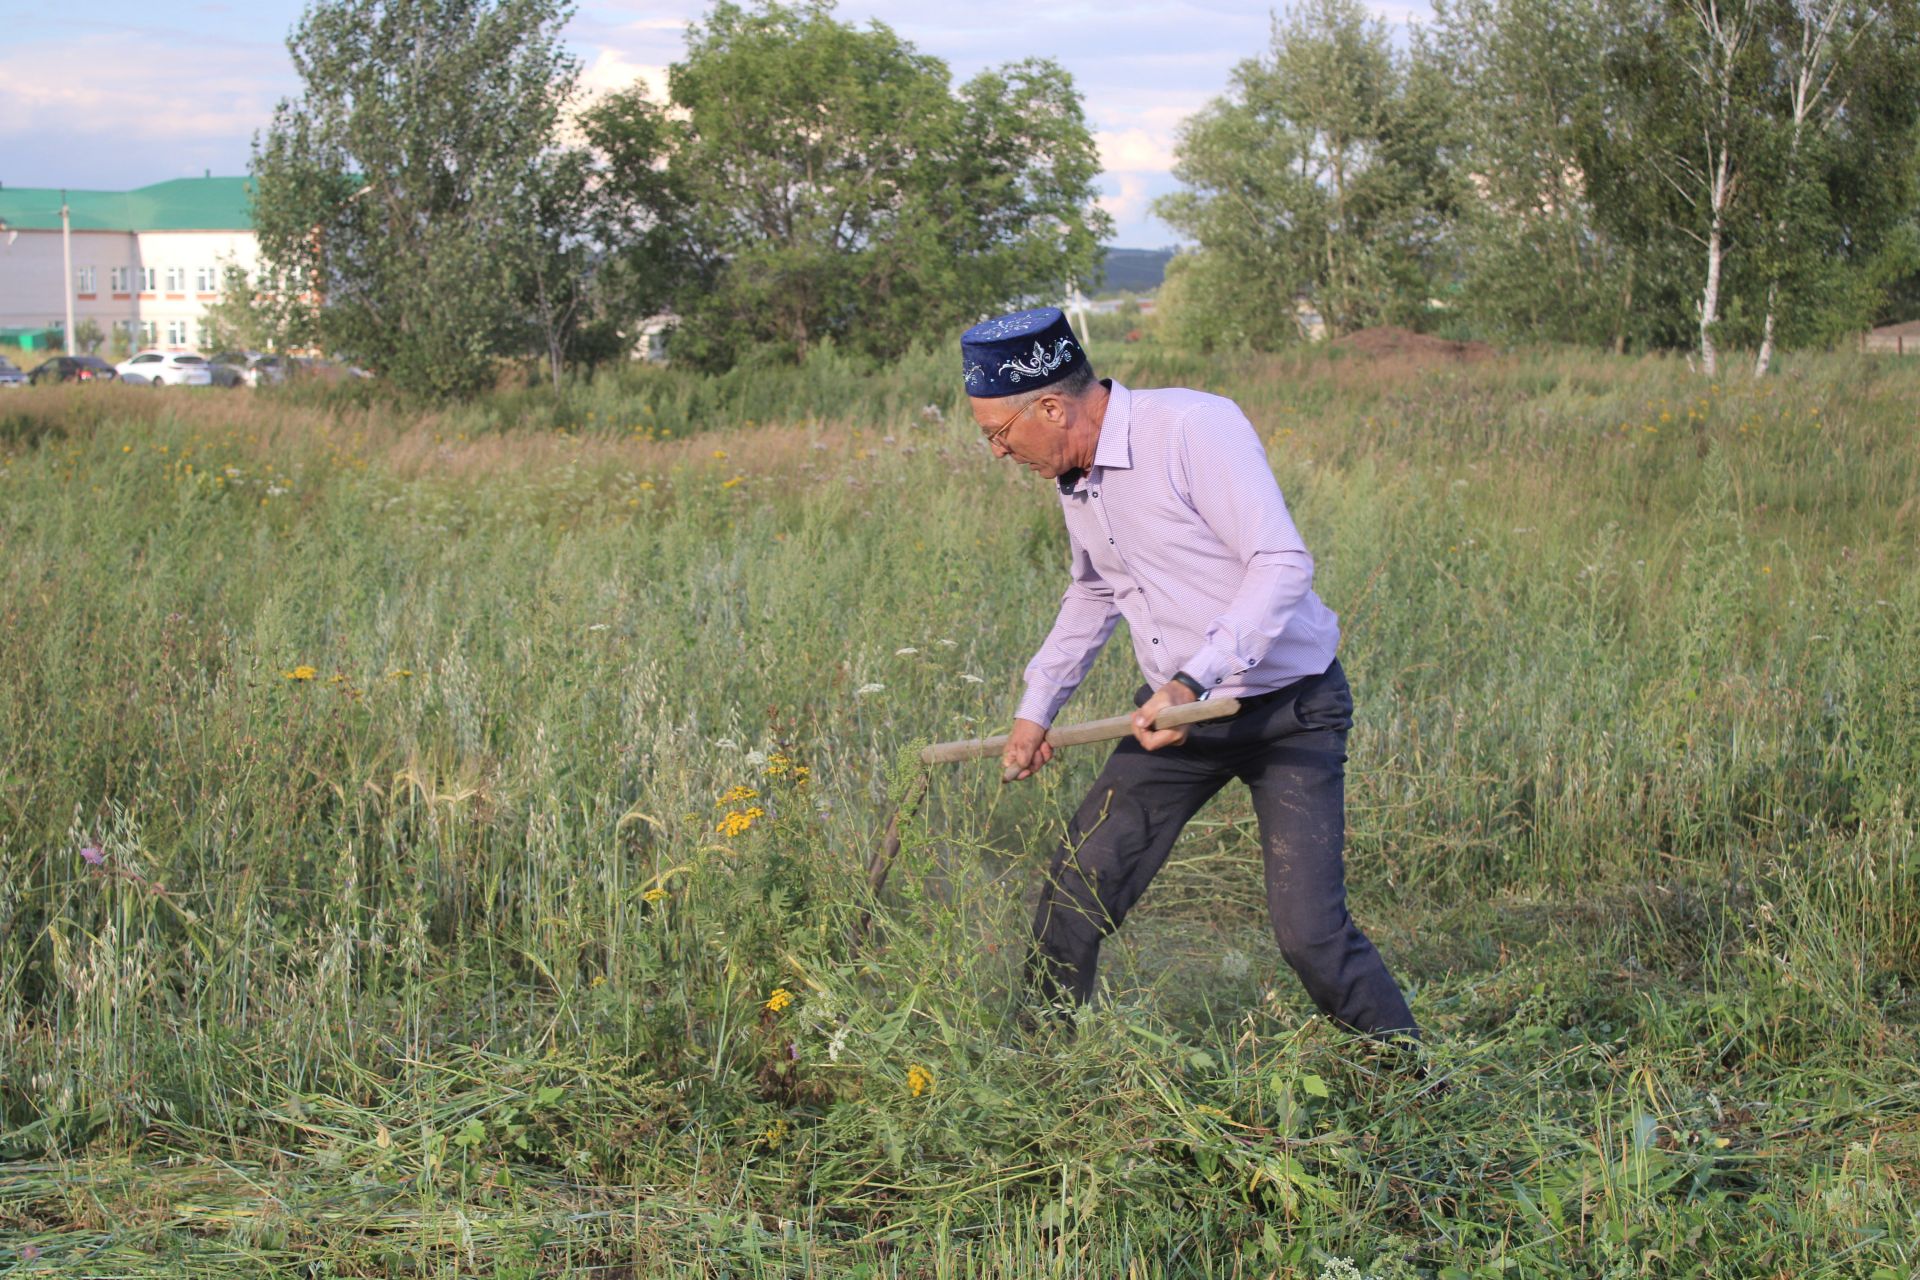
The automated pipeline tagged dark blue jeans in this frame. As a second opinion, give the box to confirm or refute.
[1028,659,1419,1037]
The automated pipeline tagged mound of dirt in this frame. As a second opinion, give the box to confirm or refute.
[1329,325,1496,363]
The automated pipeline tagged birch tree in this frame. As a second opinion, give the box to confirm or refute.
[1680,0,1763,375]
[1584,0,1769,372]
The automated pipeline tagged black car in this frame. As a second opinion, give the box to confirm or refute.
[208,351,252,389]
[29,355,119,385]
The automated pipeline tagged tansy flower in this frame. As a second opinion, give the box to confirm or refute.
[642,887,668,904]
[284,665,317,681]
[717,785,759,806]
[765,987,794,1012]
[761,1117,790,1149]
[721,475,744,489]
[711,449,728,460]
[907,1064,934,1098]
[716,806,764,837]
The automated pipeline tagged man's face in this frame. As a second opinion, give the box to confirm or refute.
[969,393,1066,476]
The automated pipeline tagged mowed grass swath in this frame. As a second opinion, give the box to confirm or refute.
[0,345,1916,1277]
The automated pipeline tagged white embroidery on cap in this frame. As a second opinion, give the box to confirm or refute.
[997,337,1076,383]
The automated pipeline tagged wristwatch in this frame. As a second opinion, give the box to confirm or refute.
[1171,670,1207,699]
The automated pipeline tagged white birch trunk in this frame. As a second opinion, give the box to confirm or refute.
[1753,0,1856,378]
[1683,0,1759,379]
[1754,283,1778,376]
[1699,150,1730,378]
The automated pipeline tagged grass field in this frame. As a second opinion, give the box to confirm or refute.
[1,344,1916,1277]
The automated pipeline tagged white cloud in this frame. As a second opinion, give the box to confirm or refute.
[1095,128,1177,175]
[0,36,285,143]
[1098,173,1151,224]
[577,47,669,103]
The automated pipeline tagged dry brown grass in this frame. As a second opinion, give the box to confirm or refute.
[2,382,878,489]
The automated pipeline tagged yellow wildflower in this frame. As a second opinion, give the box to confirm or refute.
[284,665,317,681]
[717,784,759,806]
[590,974,606,988]
[711,449,728,460]
[722,475,744,490]
[761,1117,790,1149]
[907,1064,934,1098]
[765,987,794,1013]
[389,669,414,679]
[716,806,765,838]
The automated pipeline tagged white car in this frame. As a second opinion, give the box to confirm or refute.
[0,356,27,388]
[116,351,214,387]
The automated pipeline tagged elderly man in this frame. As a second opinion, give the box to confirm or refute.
[962,307,1419,1041]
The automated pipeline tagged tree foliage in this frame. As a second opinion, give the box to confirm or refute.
[251,0,616,396]
[624,1,1111,369]
[1164,0,1920,362]
[1153,0,1454,348]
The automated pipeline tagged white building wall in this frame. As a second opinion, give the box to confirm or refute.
[0,227,259,351]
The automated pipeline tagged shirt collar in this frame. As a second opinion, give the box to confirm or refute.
[1092,379,1133,472]
[1055,380,1132,495]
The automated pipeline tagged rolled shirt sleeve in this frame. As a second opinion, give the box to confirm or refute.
[1016,527,1122,727]
[1174,403,1317,691]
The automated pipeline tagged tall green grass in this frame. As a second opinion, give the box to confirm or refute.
[1,345,1916,1276]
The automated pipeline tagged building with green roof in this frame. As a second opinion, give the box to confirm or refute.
[0,176,258,355]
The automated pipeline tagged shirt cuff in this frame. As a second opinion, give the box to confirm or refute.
[1015,683,1070,729]
[1180,644,1247,692]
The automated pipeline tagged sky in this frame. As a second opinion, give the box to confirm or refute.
[0,0,1430,248]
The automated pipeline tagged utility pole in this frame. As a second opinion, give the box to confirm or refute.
[61,190,76,356]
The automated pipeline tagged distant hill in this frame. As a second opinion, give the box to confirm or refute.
[1089,247,1176,296]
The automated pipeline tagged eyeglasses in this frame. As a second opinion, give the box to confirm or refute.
[983,398,1038,449]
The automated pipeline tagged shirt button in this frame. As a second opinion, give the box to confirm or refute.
[1108,538,1114,544]
[1151,638,1159,644]
[1092,490,1099,497]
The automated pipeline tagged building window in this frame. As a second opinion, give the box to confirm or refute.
[165,320,189,346]
[195,266,219,292]
[75,266,96,293]
[141,267,156,291]
[197,322,213,349]
[110,267,127,292]
[141,321,157,347]
[163,267,185,292]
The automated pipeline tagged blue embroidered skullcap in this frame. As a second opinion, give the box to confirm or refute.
[960,307,1082,398]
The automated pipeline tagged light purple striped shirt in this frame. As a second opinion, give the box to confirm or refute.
[1015,380,1340,728]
